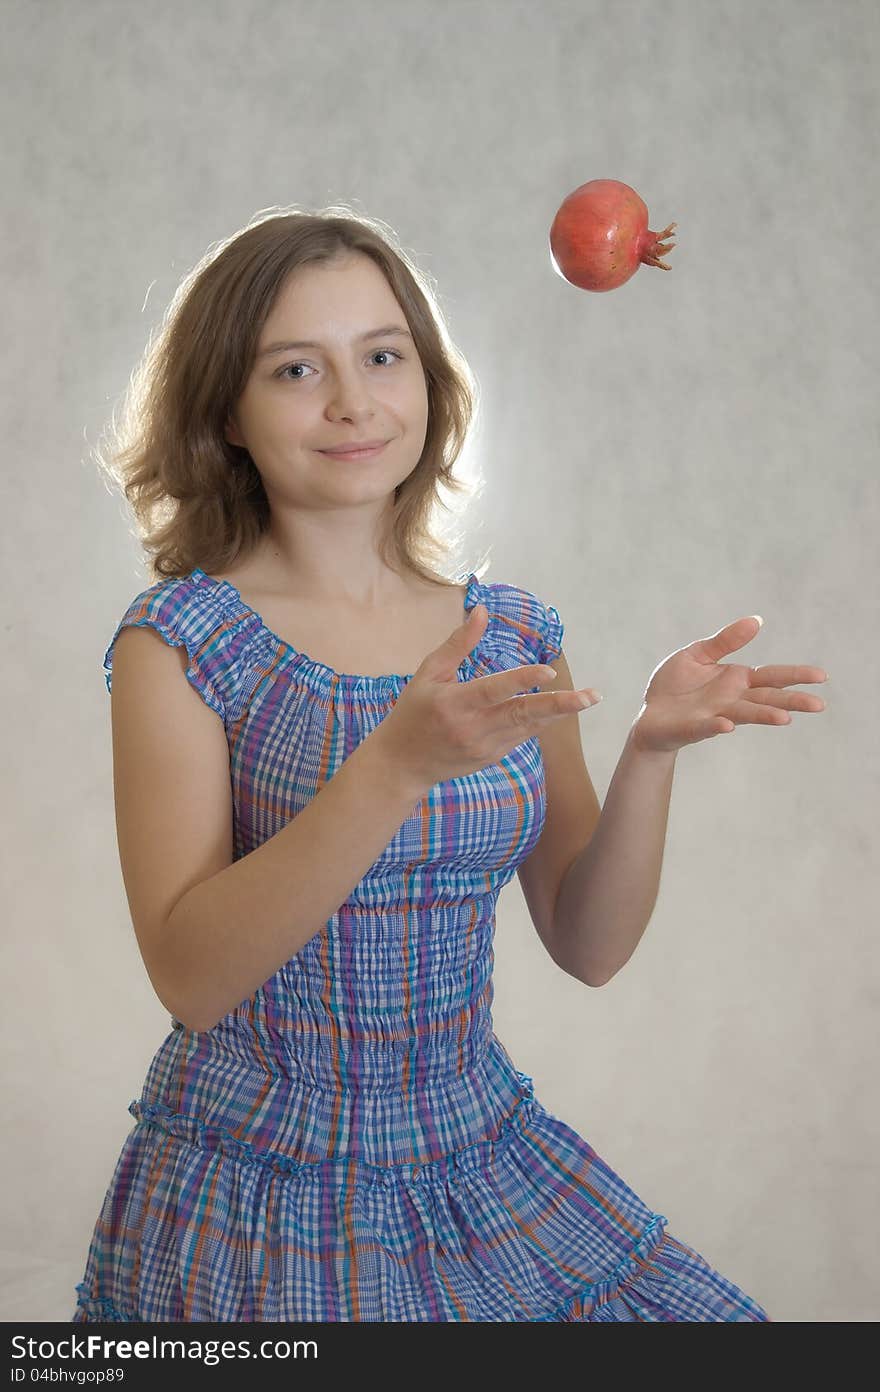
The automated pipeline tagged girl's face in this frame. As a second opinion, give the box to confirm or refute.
[225,253,429,513]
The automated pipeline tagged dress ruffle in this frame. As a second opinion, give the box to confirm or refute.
[72,1071,768,1322]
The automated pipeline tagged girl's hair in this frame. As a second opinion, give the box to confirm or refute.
[95,203,488,589]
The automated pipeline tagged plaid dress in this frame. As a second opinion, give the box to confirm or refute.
[72,569,770,1322]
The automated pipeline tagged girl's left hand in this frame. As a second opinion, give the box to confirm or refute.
[631,615,829,754]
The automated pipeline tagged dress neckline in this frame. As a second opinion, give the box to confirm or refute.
[189,568,484,685]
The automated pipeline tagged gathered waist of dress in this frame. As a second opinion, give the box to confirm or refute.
[131,1028,535,1171]
[169,967,499,1091]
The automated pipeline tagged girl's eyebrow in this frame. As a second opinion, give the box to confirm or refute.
[258,325,413,357]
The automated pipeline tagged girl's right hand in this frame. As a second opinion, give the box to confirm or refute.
[375,602,602,794]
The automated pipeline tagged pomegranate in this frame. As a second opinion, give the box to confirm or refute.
[549,179,677,292]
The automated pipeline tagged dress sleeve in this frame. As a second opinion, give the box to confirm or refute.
[487,582,566,670]
[536,599,564,667]
[516,588,565,667]
[102,579,228,721]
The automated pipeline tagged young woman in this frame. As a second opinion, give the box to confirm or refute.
[73,206,825,1321]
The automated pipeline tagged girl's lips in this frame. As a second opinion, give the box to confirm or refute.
[318,442,388,460]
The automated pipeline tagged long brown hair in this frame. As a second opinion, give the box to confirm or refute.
[95,203,488,588]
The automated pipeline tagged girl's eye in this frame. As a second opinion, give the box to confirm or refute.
[276,348,404,381]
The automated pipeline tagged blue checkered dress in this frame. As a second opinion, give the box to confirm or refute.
[72,569,770,1321]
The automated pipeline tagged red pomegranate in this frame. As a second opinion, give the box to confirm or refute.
[549,179,677,292]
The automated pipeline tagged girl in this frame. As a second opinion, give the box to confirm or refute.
[73,206,825,1321]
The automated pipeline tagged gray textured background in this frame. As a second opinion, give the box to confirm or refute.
[1,0,876,1322]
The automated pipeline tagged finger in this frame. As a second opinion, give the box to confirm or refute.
[511,690,603,728]
[694,615,764,665]
[428,603,489,679]
[724,700,802,726]
[471,662,566,707]
[744,688,827,713]
[748,665,829,687]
